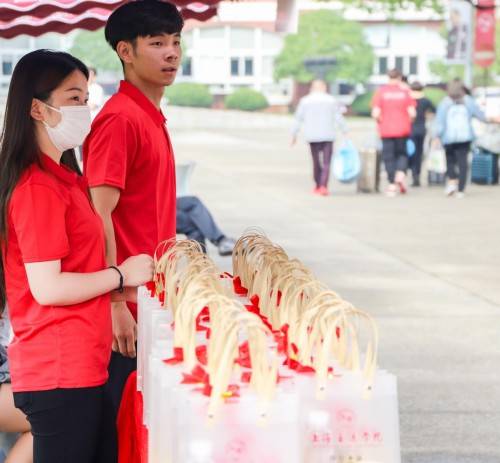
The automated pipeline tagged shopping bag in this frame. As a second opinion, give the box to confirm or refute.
[171,387,301,463]
[298,370,401,463]
[427,146,446,174]
[407,139,416,157]
[333,141,361,183]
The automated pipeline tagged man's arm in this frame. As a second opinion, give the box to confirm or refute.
[371,90,381,121]
[90,185,137,358]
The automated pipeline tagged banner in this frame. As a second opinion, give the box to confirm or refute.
[447,0,473,63]
[474,0,496,68]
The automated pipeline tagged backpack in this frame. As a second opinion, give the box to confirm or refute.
[445,101,473,143]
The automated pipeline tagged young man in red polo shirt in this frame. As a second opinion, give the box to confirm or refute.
[83,0,183,415]
[371,68,416,197]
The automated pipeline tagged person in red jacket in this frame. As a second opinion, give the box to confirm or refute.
[0,50,153,463]
[372,68,416,197]
[83,0,183,416]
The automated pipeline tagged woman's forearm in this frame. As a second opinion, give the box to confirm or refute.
[28,266,120,306]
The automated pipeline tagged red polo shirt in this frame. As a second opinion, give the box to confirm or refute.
[3,155,112,392]
[372,84,416,138]
[83,81,176,318]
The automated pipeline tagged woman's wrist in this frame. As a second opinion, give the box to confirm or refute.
[109,266,124,293]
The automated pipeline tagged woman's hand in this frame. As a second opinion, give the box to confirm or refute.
[118,254,154,287]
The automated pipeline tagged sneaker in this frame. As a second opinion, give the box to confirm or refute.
[456,192,465,199]
[217,237,236,256]
[318,186,329,196]
[445,183,457,196]
[312,187,321,195]
[395,172,407,194]
[385,184,397,197]
[412,178,420,187]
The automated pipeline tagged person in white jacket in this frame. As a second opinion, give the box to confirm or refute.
[291,80,347,196]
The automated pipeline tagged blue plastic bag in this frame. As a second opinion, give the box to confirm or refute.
[333,140,361,183]
[407,139,416,157]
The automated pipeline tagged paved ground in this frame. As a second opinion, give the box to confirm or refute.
[170,111,500,463]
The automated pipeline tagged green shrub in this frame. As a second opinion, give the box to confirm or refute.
[423,87,446,107]
[350,90,374,117]
[225,88,269,111]
[165,83,213,108]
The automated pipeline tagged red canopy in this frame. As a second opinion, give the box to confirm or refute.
[0,0,219,38]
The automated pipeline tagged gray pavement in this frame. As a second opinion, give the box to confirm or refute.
[171,112,500,463]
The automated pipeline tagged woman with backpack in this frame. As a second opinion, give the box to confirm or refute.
[433,79,491,197]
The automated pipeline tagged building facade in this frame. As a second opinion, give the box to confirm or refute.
[0,1,453,101]
[0,33,74,97]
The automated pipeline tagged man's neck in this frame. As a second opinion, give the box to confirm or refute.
[125,74,164,109]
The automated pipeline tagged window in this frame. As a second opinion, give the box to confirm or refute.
[230,58,239,76]
[395,56,404,73]
[2,57,13,76]
[182,57,192,76]
[409,56,418,75]
[244,58,253,76]
[199,28,224,40]
[378,56,388,75]
[230,28,254,48]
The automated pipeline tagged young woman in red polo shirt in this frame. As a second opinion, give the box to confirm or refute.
[0,50,153,463]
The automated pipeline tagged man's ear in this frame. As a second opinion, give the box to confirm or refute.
[30,99,45,122]
[116,41,134,65]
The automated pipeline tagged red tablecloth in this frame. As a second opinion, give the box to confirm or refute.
[117,371,148,463]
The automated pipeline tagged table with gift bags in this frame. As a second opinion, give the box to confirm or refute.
[122,233,402,463]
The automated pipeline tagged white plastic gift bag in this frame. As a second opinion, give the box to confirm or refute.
[299,370,400,463]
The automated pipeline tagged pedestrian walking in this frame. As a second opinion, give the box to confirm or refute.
[0,49,153,463]
[291,80,347,196]
[371,69,416,197]
[409,82,435,187]
[433,78,496,198]
[83,0,183,417]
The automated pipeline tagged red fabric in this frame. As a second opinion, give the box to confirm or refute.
[117,372,148,463]
[83,80,177,319]
[3,155,111,392]
[371,84,416,138]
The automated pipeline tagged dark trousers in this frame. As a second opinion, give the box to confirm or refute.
[176,196,224,250]
[106,351,137,421]
[445,142,470,192]
[409,134,425,181]
[14,386,117,463]
[382,137,409,183]
[309,141,333,188]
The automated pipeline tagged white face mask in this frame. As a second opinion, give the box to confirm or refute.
[42,103,91,152]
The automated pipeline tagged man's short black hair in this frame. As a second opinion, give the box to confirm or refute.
[105,0,184,50]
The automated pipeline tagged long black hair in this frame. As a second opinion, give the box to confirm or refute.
[0,49,89,315]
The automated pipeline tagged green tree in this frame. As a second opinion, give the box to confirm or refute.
[70,29,121,71]
[274,10,374,84]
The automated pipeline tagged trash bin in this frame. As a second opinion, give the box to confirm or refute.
[357,148,381,193]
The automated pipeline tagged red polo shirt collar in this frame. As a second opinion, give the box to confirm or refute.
[41,154,77,185]
[40,154,89,191]
[118,80,166,127]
